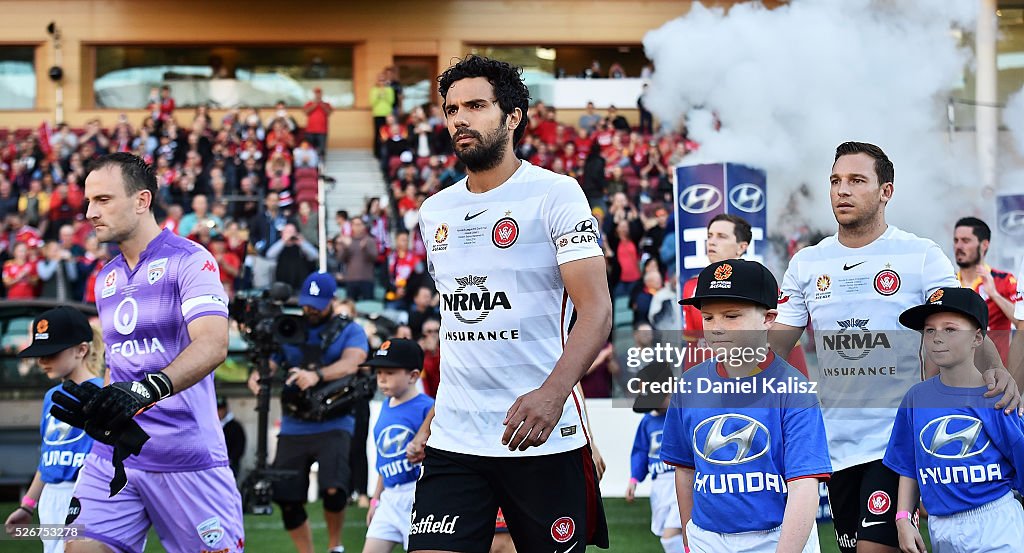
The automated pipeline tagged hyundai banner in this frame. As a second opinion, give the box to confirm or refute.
[996,194,1024,273]
[674,162,767,281]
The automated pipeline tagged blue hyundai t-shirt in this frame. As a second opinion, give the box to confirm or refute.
[631,411,674,482]
[883,377,1024,516]
[40,377,103,484]
[660,354,832,534]
[374,393,434,488]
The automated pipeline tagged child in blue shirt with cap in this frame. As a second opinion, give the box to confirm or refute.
[885,287,1024,553]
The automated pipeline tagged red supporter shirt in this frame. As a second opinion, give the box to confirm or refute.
[3,259,38,299]
[421,348,440,398]
[304,101,332,134]
[617,240,641,283]
[959,265,1018,365]
[388,250,422,286]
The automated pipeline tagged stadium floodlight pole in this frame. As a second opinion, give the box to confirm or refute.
[317,167,327,272]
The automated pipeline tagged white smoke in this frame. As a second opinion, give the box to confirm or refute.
[642,0,981,244]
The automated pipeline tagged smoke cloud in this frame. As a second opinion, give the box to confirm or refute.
[642,0,981,247]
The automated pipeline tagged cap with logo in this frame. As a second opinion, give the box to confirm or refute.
[898,287,989,335]
[298,272,338,311]
[18,306,94,358]
[678,259,778,310]
[361,338,424,371]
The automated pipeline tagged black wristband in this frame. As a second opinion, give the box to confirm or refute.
[145,371,174,400]
[17,505,34,516]
[314,367,324,384]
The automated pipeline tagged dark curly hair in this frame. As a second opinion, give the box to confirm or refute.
[438,55,531,146]
[87,152,159,212]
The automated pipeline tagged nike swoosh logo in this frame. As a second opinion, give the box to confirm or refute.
[843,261,866,271]
[465,209,487,221]
[554,543,578,553]
[861,518,886,527]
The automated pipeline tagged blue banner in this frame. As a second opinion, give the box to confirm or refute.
[673,162,767,282]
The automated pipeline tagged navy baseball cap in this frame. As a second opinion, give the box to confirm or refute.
[18,306,93,358]
[298,272,337,311]
[899,287,989,336]
[679,259,779,310]
[361,338,424,371]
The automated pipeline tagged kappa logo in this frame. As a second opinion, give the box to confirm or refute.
[202,260,217,273]
[197,517,225,548]
[376,424,415,458]
[147,258,167,285]
[729,183,766,213]
[695,414,770,465]
[679,184,723,214]
[550,516,575,543]
[920,415,990,459]
[113,297,139,336]
[866,491,891,516]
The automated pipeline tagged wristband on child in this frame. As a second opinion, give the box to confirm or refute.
[629,477,638,485]
[370,498,380,508]
[20,496,37,510]
[895,511,911,521]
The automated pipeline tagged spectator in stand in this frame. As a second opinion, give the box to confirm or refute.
[296,200,319,245]
[363,197,390,269]
[381,120,411,166]
[2,242,38,299]
[579,101,602,134]
[418,317,441,398]
[265,100,298,132]
[4,212,42,252]
[580,342,618,398]
[0,178,19,220]
[239,110,266,144]
[50,123,79,162]
[535,107,560,146]
[337,217,378,301]
[371,73,396,160]
[267,223,318,293]
[438,160,466,190]
[642,207,670,272]
[80,119,110,154]
[637,84,654,135]
[294,139,319,169]
[180,194,223,237]
[386,66,404,118]
[385,230,424,310]
[265,119,295,151]
[265,149,292,194]
[209,235,241,297]
[608,62,626,79]
[57,224,84,258]
[334,210,353,241]
[304,87,333,158]
[249,191,291,289]
[78,235,108,303]
[408,287,439,340]
[584,59,604,78]
[37,240,79,301]
[233,177,260,222]
[582,146,608,209]
[217,396,247,479]
[610,220,643,298]
[409,106,435,159]
[606,165,627,200]
[607,106,631,132]
[18,178,49,232]
[630,270,662,326]
[162,204,184,235]
[47,182,84,241]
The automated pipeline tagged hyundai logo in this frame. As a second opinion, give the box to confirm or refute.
[919,415,990,459]
[729,184,766,213]
[679,184,723,214]
[998,210,1024,236]
[375,424,415,458]
[694,414,770,465]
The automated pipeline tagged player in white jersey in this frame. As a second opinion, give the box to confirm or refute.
[768,141,1021,553]
[407,55,610,552]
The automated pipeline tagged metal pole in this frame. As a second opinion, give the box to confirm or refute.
[976,0,998,193]
[317,167,328,272]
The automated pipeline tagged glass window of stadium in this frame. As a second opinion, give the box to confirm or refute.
[467,45,650,106]
[0,46,36,110]
[951,5,1024,130]
[93,45,353,109]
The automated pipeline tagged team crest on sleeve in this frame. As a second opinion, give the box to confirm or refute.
[147,258,168,285]
[101,270,117,298]
[873,267,900,296]
[777,289,789,304]
[492,215,519,249]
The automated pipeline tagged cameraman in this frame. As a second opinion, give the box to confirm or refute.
[247,272,369,553]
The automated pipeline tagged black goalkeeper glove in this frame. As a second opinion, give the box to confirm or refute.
[82,372,174,434]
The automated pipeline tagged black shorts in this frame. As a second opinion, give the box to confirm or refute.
[827,459,901,553]
[271,429,352,504]
[408,445,609,552]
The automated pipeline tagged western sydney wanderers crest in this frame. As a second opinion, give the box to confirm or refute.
[550,516,575,543]
[867,491,891,515]
[492,215,519,248]
[874,266,900,296]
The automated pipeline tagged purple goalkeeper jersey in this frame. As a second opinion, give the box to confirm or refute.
[93,229,230,472]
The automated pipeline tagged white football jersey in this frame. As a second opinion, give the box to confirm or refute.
[776,226,959,471]
[418,160,603,457]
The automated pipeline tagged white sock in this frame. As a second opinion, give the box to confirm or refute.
[660,534,685,553]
